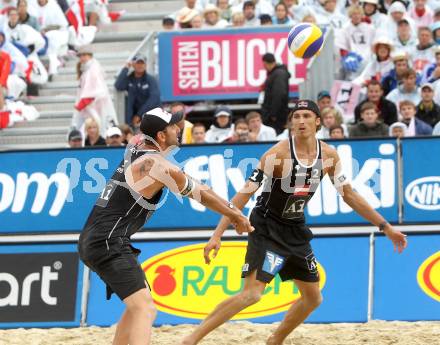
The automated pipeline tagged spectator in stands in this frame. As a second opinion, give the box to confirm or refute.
[353,36,394,86]
[386,1,416,41]
[246,111,276,141]
[162,17,175,30]
[434,6,440,22]
[176,7,199,29]
[354,80,398,125]
[191,14,203,28]
[68,129,83,148]
[223,118,250,143]
[409,0,434,28]
[205,105,233,143]
[170,102,193,144]
[422,46,440,83]
[260,13,273,25]
[386,68,421,106]
[432,21,440,44]
[119,124,134,145]
[191,122,206,144]
[33,0,69,78]
[243,1,259,26]
[261,52,290,134]
[362,0,390,29]
[393,19,417,56]
[317,107,347,139]
[72,45,117,136]
[416,83,440,127]
[316,90,332,112]
[17,0,39,31]
[0,31,28,99]
[399,100,432,135]
[329,125,346,139]
[203,4,228,28]
[84,117,106,146]
[389,122,407,137]
[349,102,389,137]
[218,0,233,21]
[272,2,294,25]
[231,11,245,27]
[106,126,124,147]
[114,53,160,127]
[336,5,375,80]
[381,51,411,95]
[412,26,435,74]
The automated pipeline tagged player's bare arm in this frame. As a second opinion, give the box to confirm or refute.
[204,140,291,264]
[126,153,253,235]
[322,143,407,253]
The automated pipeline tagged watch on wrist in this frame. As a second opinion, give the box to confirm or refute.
[378,221,388,232]
[227,202,234,209]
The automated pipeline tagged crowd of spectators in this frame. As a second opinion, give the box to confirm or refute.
[69,0,440,148]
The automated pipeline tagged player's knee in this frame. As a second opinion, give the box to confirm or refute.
[240,289,262,306]
[304,292,323,310]
[126,297,156,319]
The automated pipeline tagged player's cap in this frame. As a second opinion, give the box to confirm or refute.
[389,1,406,13]
[291,99,321,116]
[68,129,82,141]
[214,105,232,117]
[140,107,184,139]
[317,90,331,101]
[133,53,147,63]
[77,45,94,56]
[421,83,434,91]
[106,126,122,138]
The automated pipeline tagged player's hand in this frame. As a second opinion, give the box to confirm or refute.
[231,213,254,235]
[383,224,407,254]
[204,236,221,265]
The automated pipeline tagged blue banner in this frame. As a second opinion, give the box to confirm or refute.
[86,236,369,326]
[373,234,440,321]
[0,139,399,233]
[0,244,83,328]
[402,137,440,223]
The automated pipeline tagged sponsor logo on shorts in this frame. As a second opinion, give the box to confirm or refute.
[262,251,285,275]
[417,251,440,302]
[242,263,249,272]
[305,252,318,274]
[142,242,326,320]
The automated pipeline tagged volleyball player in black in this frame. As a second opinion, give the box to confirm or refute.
[78,108,253,345]
[182,100,407,345]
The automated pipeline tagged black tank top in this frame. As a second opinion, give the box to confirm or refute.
[254,136,323,225]
[80,146,163,247]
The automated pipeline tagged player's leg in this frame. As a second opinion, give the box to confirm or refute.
[112,309,131,345]
[181,270,267,345]
[266,279,322,345]
[120,287,156,345]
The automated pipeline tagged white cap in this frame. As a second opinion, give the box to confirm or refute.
[106,126,122,138]
[389,1,406,13]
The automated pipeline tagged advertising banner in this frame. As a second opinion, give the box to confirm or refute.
[402,137,440,223]
[373,234,440,320]
[86,237,370,326]
[0,139,398,233]
[0,244,83,328]
[158,27,310,101]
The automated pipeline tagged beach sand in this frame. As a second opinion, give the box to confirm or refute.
[1,320,439,345]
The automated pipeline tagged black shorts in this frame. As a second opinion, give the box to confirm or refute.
[78,237,148,301]
[241,209,319,284]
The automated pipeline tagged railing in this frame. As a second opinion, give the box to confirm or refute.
[299,27,335,100]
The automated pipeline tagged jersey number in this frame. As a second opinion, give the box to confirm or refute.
[96,182,116,208]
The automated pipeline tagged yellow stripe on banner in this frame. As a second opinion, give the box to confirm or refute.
[296,25,321,58]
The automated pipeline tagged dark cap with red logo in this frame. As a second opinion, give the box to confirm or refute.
[291,99,321,117]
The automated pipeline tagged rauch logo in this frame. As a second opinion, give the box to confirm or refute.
[417,251,440,302]
[142,242,326,319]
[405,177,440,211]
